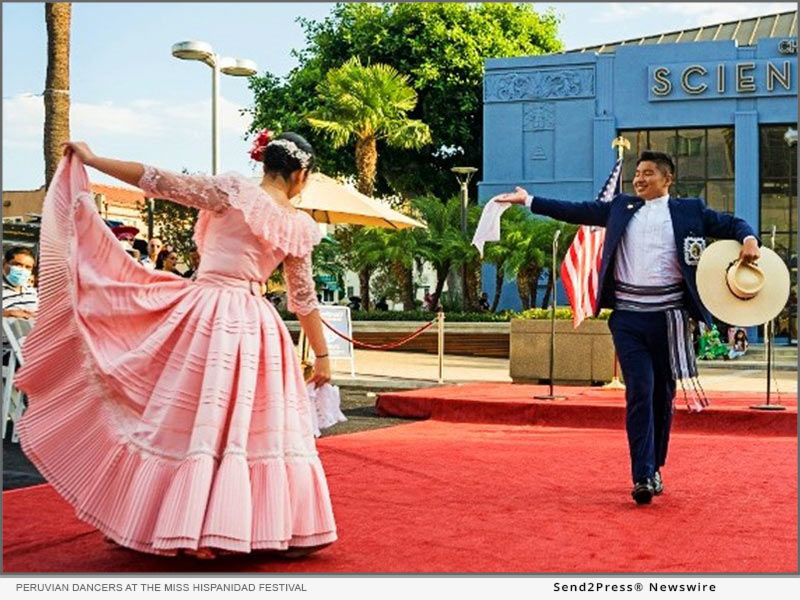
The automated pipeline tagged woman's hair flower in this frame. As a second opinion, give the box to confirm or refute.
[249,128,273,162]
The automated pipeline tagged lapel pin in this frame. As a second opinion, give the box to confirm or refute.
[627,203,634,209]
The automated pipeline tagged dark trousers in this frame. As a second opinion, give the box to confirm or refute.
[608,310,676,484]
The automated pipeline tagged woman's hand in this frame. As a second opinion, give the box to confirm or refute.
[307,356,331,389]
[62,141,97,166]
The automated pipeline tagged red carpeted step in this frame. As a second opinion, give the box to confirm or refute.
[3,421,796,572]
[376,383,797,436]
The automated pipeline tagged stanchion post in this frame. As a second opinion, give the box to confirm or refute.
[535,231,565,400]
[437,310,445,384]
[750,226,785,411]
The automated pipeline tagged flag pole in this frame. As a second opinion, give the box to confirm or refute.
[602,136,630,390]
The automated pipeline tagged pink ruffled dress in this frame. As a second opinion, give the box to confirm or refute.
[14,156,337,555]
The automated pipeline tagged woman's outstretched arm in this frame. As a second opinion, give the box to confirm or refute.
[63,141,235,212]
[63,141,143,187]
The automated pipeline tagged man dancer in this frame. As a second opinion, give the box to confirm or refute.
[496,151,759,504]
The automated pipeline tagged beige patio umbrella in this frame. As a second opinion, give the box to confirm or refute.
[294,172,426,230]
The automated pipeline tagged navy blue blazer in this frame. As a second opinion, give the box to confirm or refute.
[530,193,759,326]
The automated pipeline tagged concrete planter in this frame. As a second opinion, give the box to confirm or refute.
[510,318,614,385]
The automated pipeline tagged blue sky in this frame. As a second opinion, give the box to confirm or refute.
[3,2,795,189]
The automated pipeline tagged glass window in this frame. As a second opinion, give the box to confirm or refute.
[619,127,734,211]
[759,124,797,342]
[707,128,735,179]
[706,180,735,214]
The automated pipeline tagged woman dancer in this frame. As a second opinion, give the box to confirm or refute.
[15,131,337,558]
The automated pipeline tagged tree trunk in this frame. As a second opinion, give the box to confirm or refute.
[516,273,530,310]
[403,264,416,310]
[541,269,553,309]
[464,259,480,312]
[44,3,71,188]
[529,267,542,308]
[358,266,371,311]
[490,260,504,313]
[355,135,378,197]
[431,261,450,309]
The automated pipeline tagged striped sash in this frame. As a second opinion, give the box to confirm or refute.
[615,282,709,412]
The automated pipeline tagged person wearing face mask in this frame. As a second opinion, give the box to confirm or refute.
[14,132,336,560]
[2,246,38,320]
[494,150,760,506]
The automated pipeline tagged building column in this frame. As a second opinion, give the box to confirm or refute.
[593,117,617,191]
[593,54,617,191]
[734,110,760,229]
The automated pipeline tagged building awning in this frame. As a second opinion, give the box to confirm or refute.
[567,10,797,54]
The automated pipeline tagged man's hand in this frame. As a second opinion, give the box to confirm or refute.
[492,186,529,204]
[738,237,760,264]
[3,309,34,320]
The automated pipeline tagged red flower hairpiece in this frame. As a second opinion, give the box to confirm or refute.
[249,128,273,162]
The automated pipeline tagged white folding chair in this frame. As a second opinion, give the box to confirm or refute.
[2,318,33,442]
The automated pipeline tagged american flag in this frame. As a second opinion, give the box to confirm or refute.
[560,159,622,328]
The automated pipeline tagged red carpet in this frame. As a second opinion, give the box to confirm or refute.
[3,420,796,573]
[377,384,797,436]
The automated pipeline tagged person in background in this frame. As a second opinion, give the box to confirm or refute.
[728,328,749,359]
[347,296,361,311]
[375,296,389,311]
[132,238,149,265]
[141,237,162,270]
[478,292,490,311]
[183,246,201,280]
[2,246,38,367]
[160,250,184,277]
[2,246,38,321]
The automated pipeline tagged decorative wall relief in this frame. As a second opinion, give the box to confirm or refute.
[485,67,595,102]
[531,146,547,160]
[523,103,555,131]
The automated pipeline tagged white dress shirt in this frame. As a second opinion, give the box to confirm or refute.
[614,194,683,293]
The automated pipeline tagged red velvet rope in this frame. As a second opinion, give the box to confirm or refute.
[320,318,437,350]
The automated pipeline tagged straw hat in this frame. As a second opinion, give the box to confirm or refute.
[696,240,790,327]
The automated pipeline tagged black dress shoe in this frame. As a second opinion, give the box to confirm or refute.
[653,471,664,496]
[631,479,654,504]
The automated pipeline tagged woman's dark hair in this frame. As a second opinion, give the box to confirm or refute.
[263,132,316,179]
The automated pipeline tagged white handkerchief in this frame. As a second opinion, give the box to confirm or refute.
[471,199,512,257]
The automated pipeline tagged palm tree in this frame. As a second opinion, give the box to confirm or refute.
[44,3,71,187]
[312,236,346,297]
[482,206,528,312]
[503,217,551,310]
[308,57,432,311]
[539,221,578,308]
[307,57,432,197]
[411,195,463,309]
[334,225,384,310]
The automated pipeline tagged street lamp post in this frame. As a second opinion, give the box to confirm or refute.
[451,166,478,311]
[171,41,258,175]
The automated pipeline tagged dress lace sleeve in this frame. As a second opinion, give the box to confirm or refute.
[284,252,319,316]
[138,165,237,213]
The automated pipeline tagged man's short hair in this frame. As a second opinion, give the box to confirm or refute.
[636,151,675,177]
[4,246,35,264]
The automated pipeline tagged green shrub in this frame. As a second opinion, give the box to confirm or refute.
[281,307,610,322]
[515,308,611,321]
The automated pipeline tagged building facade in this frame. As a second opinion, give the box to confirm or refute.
[480,11,797,339]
